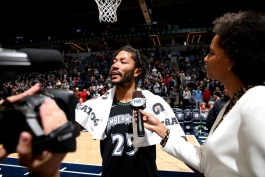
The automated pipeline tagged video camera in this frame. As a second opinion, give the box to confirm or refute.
[0,48,80,154]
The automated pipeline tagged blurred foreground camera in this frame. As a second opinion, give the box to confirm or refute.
[0,48,80,154]
[0,89,79,154]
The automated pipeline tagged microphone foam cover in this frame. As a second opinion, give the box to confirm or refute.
[132,91,144,99]
[18,48,63,71]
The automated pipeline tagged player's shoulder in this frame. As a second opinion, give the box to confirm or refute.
[142,89,167,104]
[142,89,159,98]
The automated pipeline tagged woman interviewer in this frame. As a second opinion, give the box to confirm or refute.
[135,11,265,177]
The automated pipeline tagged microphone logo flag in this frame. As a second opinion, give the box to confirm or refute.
[131,98,145,107]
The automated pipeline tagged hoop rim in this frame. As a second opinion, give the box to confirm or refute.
[95,0,122,23]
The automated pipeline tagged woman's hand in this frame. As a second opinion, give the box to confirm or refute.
[134,109,168,138]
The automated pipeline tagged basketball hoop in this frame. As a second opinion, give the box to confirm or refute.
[95,0,122,23]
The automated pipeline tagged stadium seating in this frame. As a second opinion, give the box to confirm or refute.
[175,108,184,127]
[183,109,193,129]
[192,108,201,129]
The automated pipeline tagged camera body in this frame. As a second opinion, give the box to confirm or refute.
[0,89,78,154]
[0,48,80,154]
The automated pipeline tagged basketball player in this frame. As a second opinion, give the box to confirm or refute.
[75,46,185,177]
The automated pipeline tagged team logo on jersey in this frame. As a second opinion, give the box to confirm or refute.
[152,103,165,115]
[102,92,110,100]
[106,113,132,134]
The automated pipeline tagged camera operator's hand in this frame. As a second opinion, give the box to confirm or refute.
[0,83,68,177]
[17,99,67,177]
[0,83,40,161]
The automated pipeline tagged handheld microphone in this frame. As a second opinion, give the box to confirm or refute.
[131,91,146,137]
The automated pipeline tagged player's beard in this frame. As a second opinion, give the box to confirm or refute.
[111,70,134,86]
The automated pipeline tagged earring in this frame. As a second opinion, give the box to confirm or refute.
[228,66,231,71]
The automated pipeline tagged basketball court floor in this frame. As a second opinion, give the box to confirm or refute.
[0,129,208,177]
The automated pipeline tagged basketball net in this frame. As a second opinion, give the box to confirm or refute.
[95,0,122,23]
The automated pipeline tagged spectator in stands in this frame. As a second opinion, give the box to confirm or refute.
[152,67,157,76]
[186,62,191,73]
[179,61,185,72]
[74,87,81,105]
[169,87,176,107]
[76,97,84,109]
[19,82,25,91]
[55,79,62,88]
[213,86,222,98]
[194,86,203,109]
[160,82,167,101]
[183,86,191,110]
[93,90,100,98]
[190,72,196,82]
[91,76,98,86]
[185,73,191,86]
[47,82,53,88]
[94,68,99,80]
[177,84,184,108]
[168,75,176,90]
[206,89,230,130]
[164,74,171,91]
[144,80,153,92]
[185,55,189,63]
[179,70,185,85]
[215,80,223,92]
[69,77,75,90]
[202,87,211,108]
[98,74,105,84]
[209,79,215,95]
[158,75,164,85]
[205,79,210,90]
[175,72,182,86]
[80,88,89,102]
[73,77,78,86]
[153,81,161,96]
[88,86,95,97]
[199,81,204,90]
[189,54,195,66]
[76,76,83,89]
[136,11,265,177]
[148,55,154,68]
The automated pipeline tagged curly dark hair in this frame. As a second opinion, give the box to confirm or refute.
[112,45,149,85]
[213,10,265,85]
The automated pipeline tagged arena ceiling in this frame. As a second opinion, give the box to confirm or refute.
[0,0,263,51]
